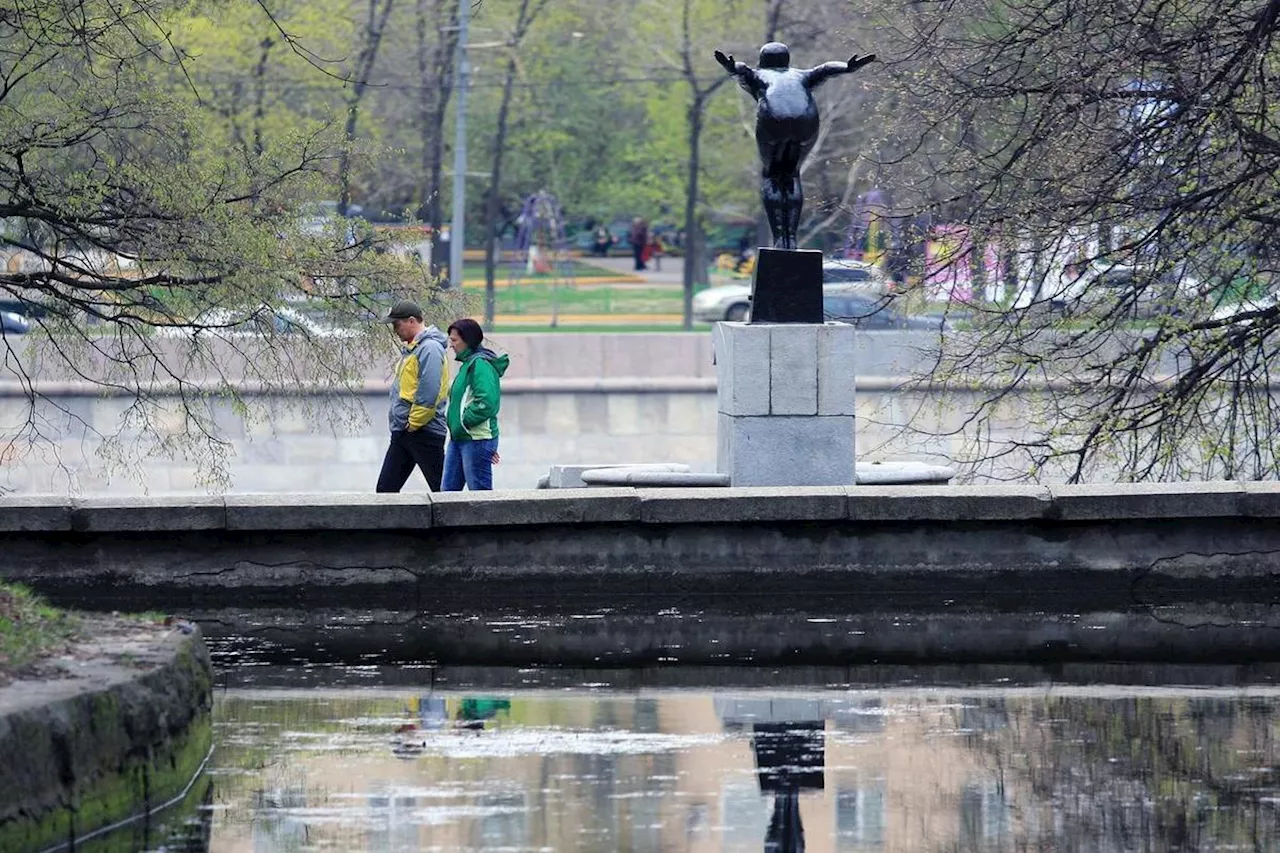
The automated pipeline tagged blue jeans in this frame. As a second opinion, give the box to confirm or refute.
[442,437,498,491]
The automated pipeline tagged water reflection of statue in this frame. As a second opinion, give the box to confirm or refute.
[713,697,827,852]
[714,43,875,250]
[765,789,804,853]
[753,721,825,853]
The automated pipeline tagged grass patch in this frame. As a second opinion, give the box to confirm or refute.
[475,282,729,318]
[0,583,79,682]
[491,284,684,316]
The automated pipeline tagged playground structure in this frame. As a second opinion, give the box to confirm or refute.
[508,190,576,325]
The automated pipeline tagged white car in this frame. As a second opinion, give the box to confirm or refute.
[154,306,359,339]
[1209,290,1277,323]
[692,259,890,322]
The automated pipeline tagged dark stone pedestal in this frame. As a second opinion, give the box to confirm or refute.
[749,247,823,324]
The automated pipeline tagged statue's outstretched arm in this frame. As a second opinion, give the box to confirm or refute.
[803,53,876,90]
[713,49,765,98]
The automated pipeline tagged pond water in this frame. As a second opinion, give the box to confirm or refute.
[135,683,1280,852]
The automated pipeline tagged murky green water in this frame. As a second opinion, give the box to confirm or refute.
[138,685,1280,852]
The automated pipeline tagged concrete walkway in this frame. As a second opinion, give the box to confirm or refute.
[492,312,688,326]
[585,255,696,286]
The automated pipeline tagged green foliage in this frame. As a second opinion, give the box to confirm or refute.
[0,583,79,677]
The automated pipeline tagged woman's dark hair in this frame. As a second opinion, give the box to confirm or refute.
[447,318,484,350]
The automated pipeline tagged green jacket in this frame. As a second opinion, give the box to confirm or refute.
[446,347,510,441]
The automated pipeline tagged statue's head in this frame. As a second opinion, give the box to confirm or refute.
[759,42,790,69]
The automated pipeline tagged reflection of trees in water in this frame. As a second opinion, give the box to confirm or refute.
[950,696,1280,851]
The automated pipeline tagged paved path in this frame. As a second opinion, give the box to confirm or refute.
[492,313,687,326]
[584,256,698,287]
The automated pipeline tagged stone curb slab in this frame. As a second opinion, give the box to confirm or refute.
[431,489,640,527]
[225,493,431,530]
[638,487,847,524]
[1242,481,1280,517]
[0,496,72,532]
[1048,481,1245,521]
[847,485,1052,521]
[72,497,226,532]
[0,482,1272,534]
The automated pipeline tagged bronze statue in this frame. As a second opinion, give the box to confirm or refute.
[715,43,876,250]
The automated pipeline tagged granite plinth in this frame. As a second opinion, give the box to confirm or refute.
[714,320,857,486]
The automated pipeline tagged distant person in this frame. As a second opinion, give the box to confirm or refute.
[376,300,449,492]
[647,233,665,272]
[443,318,509,491]
[591,224,614,257]
[629,217,649,271]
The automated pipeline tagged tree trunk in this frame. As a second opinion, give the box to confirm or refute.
[481,0,544,323]
[484,54,520,326]
[418,0,457,277]
[682,96,705,329]
[338,0,395,216]
[251,37,273,158]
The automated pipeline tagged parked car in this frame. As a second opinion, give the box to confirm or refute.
[691,260,890,322]
[1209,290,1278,322]
[0,310,30,334]
[823,293,950,330]
[0,298,49,319]
[1050,262,1205,318]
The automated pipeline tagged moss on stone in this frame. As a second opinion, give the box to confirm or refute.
[0,714,211,852]
[0,629,213,853]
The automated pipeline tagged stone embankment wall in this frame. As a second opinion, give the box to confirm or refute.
[2,481,1278,596]
[5,484,1280,663]
[0,625,213,852]
[0,331,1031,494]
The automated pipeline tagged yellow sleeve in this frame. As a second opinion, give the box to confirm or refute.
[405,350,448,431]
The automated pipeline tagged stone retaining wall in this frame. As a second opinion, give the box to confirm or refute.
[0,329,1074,494]
[2,482,1278,604]
[0,625,213,852]
[5,485,1280,663]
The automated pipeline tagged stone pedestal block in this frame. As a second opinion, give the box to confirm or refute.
[717,413,855,486]
[749,247,824,323]
[714,321,857,486]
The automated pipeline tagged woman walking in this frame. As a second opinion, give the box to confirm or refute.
[443,318,509,491]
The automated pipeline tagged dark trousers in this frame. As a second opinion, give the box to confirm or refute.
[376,430,445,492]
[632,242,646,270]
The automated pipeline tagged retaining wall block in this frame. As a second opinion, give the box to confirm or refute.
[638,486,847,524]
[1048,481,1245,520]
[1242,481,1280,517]
[72,496,226,532]
[431,488,641,527]
[0,496,73,532]
[225,492,431,530]
[847,485,1053,522]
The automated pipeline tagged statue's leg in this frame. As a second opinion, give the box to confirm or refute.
[772,141,804,250]
[761,170,789,250]
[757,139,790,249]
[785,137,816,249]
[784,171,802,251]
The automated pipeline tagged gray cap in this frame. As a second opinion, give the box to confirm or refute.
[382,300,423,322]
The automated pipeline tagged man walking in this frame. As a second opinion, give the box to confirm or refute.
[377,300,449,492]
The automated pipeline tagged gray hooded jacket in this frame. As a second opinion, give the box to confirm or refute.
[388,325,449,436]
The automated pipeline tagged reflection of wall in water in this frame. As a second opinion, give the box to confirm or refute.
[208,693,1038,853]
